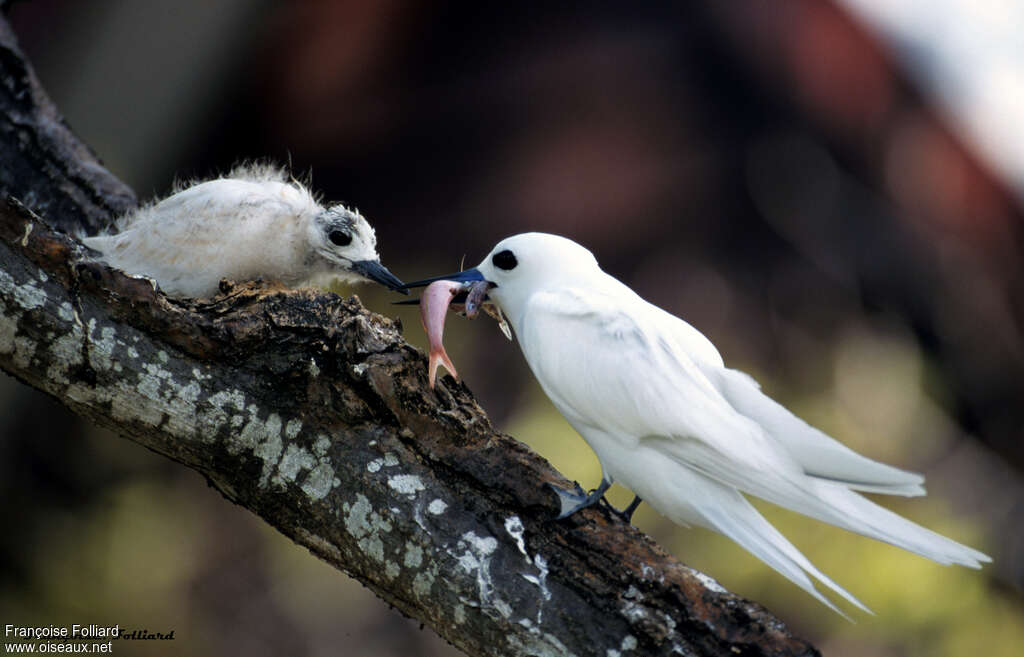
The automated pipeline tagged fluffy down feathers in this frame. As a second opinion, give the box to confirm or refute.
[80,164,399,297]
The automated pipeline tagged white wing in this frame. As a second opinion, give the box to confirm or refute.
[702,366,925,495]
[518,282,988,611]
[519,284,804,482]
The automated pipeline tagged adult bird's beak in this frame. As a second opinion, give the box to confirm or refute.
[393,267,487,305]
[400,267,485,289]
[352,260,409,293]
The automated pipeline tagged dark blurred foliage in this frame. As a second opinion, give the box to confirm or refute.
[3,1,1022,655]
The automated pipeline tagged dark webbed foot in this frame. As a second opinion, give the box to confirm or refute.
[548,479,643,522]
[547,480,643,523]
[547,478,613,519]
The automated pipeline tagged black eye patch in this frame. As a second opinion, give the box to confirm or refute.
[329,230,352,247]
[492,249,517,271]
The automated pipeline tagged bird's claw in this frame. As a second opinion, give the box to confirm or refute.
[547,482,642,523]
[546,481,602,519]
[599,495,643,524]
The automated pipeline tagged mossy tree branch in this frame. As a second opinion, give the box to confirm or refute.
[0,15,818,657]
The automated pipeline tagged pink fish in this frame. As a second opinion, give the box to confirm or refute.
[420,280,462,388]
[419,278,500,388]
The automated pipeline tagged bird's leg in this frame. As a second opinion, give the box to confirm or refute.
[622,495,643,520]
[600,495,643,523]
[547,477,613,520]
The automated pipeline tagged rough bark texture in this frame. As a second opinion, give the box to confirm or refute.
[0,14,818,657]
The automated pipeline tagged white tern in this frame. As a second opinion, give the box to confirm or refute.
[80,164,405,298]
[403,232,990,614]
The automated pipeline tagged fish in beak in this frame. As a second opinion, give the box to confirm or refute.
[399,268,509,388]
[419,280,463,387]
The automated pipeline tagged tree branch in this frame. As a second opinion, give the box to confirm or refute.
[0,15,818,657]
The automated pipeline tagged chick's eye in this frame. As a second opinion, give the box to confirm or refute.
[329,230,352,247]
[492,249,517,271]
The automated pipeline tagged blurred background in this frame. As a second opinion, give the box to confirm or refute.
[3,1,1023,655]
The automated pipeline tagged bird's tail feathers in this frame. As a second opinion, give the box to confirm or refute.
[803,481,991,568]
[824,478,925,497]
[690,484,871,617]
[724,468,991,569]
[663,436,990,570]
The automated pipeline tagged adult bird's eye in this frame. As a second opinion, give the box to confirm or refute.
[492,249,517,271]
[329,230,352,247]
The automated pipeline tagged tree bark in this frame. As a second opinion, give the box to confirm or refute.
[0,15,818,657]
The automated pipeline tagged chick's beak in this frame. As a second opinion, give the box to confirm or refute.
[352,260,408,293]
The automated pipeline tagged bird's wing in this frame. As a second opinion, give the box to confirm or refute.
[522,286,988,569]
[521,287,878,611]
[525,284,922,495]
[119,178,306,237]
[82,179,308,296]
[700,366,926,495]
[95,181,264,256]
[520,286,802,478]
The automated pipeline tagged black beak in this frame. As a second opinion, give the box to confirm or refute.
[351,260,408,294]
[393,290,472,306]
[392,267,486,305]
[401,267,485,289]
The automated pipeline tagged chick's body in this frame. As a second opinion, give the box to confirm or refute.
[81,165,401,297]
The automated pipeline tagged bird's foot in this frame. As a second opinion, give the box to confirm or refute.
[599,495,643,524]
[547,482,604,519]
[547,478,614,520]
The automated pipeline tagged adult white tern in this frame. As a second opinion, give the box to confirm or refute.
[403,232,990,614]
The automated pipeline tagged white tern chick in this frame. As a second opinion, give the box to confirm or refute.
[80,164,405,298]
[404,232,990,614]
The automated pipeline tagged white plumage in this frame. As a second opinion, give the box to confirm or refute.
[80,164,404,298]
[418,232,990,614]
